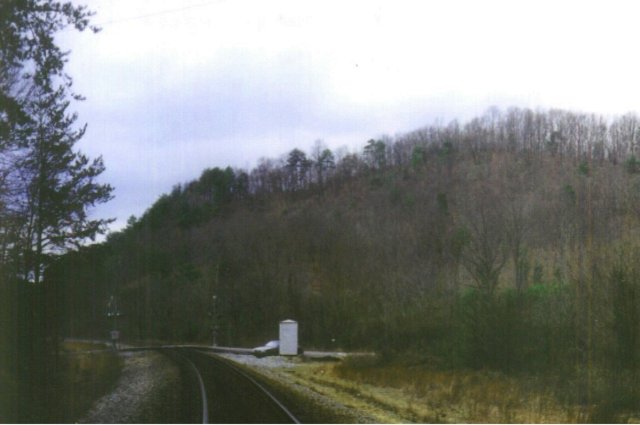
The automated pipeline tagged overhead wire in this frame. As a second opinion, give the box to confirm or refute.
[93,0,224,27]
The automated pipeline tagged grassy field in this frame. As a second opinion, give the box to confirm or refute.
[281,355,640,424]
[332,358,582,423]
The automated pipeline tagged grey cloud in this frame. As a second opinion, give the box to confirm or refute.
[93,51,338,142]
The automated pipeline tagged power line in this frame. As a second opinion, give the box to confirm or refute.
[94,1,224,27]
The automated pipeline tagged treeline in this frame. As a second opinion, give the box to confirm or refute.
[50,107,640,419]
[1,2,112,422]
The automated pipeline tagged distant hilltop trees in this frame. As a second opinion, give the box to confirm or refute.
[127,107,640,232]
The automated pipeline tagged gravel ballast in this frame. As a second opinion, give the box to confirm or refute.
[79,351,181,423]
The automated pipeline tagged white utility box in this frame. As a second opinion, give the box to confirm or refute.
[279,319,298,355]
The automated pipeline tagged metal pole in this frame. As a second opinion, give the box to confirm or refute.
[212,295,217,347]
[107,295,121,350]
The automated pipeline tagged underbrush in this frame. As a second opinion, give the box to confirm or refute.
[46,342,123,422]
[2,341,122,422]
[10,342,123,423]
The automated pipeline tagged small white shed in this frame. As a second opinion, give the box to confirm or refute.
[279,319,298,356]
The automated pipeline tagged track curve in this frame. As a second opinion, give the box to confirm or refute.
[163,348,300,424]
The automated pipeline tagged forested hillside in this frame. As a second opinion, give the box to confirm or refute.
[50,107,640,412]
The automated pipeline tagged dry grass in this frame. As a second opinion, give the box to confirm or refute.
[61,340,110,352]
[280,362,413,423]
[284,358,592,423]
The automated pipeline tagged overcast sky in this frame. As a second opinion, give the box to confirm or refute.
[57,0,640,234]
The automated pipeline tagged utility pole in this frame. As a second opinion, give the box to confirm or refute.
[209,295,219,347]
[586,140,594,406]
[106,295,122,350]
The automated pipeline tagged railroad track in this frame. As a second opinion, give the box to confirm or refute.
[162,347,300,424]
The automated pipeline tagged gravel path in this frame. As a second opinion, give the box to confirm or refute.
[219,352,303,368]
[79,351,181,423]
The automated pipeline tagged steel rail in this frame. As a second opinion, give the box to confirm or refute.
[122,346,298,423]
[204,352,300,424]
[159,348,209,424]
[183,355,209,424]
